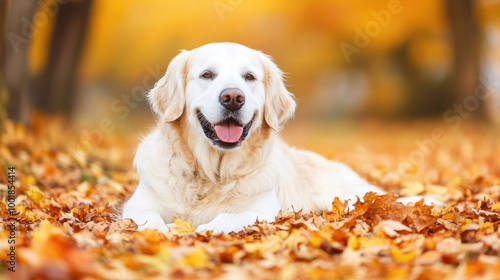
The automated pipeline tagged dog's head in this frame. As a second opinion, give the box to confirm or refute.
[149,42,296,150]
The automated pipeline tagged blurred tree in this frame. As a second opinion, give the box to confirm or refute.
[5,0,38,124]
[399,38,453,117]
[33,0,93,117]
[5,0,93,123]
[446,0,483,115]
[5,0,495,123]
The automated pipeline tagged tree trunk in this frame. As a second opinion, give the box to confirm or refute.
[5,0,39,123]
[34,0,93,116]
[445,0,483,116]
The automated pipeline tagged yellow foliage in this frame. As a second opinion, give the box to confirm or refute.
[26,186,47,207]
[390,245,417,264]
[493,202,500,211]
[401,181,425,196]
[183,247,209,268]
[26,0,454,85]
[173,217,195,236]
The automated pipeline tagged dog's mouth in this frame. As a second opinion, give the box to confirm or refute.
[197,111,254,149]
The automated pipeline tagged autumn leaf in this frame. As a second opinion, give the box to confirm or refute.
[26,186,47,207]
[492,202,500,211]
[373,220,412,237]
[391,245,417,264]
[173,217,195,235]
[183,247,209,268]
[401,181,425,196]
[331,197,346,219]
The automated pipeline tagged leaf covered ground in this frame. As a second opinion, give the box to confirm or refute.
[1,117,500,279]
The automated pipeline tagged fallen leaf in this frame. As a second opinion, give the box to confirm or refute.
[173,217,195,235]
[373,220,412,237]
[26,186,47,207]
[3,118,500,279]
[331,197,346,219]
[390,245,417,264]
[401,181,425,196]
[183,247,209,268]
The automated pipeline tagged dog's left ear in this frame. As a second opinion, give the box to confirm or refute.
[148,50,190,122]
[261,54,296,131]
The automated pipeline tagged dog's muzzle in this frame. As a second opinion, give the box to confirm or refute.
[197,88,254,149]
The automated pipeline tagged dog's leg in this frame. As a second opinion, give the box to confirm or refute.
[196,212,264,234]
[196,189,280,234]
[123,210,169,232]
[122,181,169,232]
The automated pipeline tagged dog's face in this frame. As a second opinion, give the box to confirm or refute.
[149,42,296,150]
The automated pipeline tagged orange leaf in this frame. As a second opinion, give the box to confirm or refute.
[331,197,346,219]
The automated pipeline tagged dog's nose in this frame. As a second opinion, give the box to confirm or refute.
[219,88,245,111]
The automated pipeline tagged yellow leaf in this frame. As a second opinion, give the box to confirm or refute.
[492,202,500,211]
[26,187,47,207]
[401,181,425,196]
[284,229,308,250]
[357,236,389,248]
[173,217,195,236]
[390,245,417,264]
[481,222,495,234]
[244,235,282,254]
[32,220,63,247]
[183,247,208,268]
[15,204,26,214]
[347,235,360,250]
[21,175,36,188]
[309,232,323,247]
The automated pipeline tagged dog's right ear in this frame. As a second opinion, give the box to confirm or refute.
[148,50,190,122]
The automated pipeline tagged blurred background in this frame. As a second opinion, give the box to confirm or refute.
[1,0,500,132]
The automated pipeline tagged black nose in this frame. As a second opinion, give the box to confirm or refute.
[219,88,245,111]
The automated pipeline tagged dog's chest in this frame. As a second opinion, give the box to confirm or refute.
[179,175,237,208]
[163,176,242,225]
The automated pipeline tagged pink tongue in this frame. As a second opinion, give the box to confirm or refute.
[214,121,243,143]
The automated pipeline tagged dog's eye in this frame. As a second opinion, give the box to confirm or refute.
[200,71,214,79]
[245,73,256,81]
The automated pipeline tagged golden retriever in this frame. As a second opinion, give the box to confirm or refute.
[122,42,436,233]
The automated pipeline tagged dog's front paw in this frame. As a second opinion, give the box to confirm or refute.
[196,213,245,234]
[196,223,240,235]
[127,210,169,233]
[195,212,263,234]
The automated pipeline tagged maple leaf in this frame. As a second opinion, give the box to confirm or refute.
[173,217,195,235]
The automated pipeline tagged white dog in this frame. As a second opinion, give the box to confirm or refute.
[122,42,434,234]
